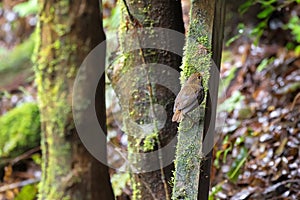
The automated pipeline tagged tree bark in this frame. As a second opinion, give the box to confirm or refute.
[35,0,114,199]
[199,1,226,199]
[172,0,224,199]
[110,0,185,199]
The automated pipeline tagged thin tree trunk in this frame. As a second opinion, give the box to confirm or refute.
[35,0,114,199]
[172,0,224,199]
[199,1,226,199]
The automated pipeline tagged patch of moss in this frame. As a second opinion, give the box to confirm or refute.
[0,102,40,158]
[15,184,38,200]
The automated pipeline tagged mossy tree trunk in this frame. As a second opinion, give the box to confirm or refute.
[172,0,225,199]
[35,0,114,199]
[110,0,185,199]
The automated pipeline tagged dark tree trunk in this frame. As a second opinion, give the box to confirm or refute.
[199,0,226,199]
[111,0,185,199]
[35,0,114,199]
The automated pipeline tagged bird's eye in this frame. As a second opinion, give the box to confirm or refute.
[198,76,201,79]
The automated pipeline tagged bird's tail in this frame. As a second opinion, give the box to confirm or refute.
[172,110,183,123]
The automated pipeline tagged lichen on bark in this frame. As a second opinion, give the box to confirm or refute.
[110,0,185,199]
[172,0,215,199]
[34,0,114,199]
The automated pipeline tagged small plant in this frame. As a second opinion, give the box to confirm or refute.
[285,15,300,54]
[228,0,300,49]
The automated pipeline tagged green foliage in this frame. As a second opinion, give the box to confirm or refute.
[209,182,223,200]
[239,0,277,15]
[31,153,42,165]
[226,24,245,47]
[111,173,130,197]
[238,0,277,44]
[218,64,237,94]
[15,184,38,200]
[285,16,300,54]
[0,32,36,72]
[237,0,300,46]
[227,147,248,182]
[0,32,36,87]
[257,57,275,72]
[0,103,40,158]
[13,0,38,17]
[142,132,157,151]
[218,91,245,113]
[103,4,121,32]
[214,135,233,169]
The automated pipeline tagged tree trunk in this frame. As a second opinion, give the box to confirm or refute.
[110,0,185,199]
[35,0,114,199]
[199,1,226,199]
[172,0,224,199]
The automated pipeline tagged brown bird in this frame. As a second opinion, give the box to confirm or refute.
[172,72,205,123]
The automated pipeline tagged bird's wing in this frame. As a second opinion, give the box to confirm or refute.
[174,84,200,111]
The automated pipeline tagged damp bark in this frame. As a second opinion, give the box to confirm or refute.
[109,0,185,199]
[171,0,224,199]
[34,0,114,199]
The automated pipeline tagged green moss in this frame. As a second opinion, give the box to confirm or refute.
[15,184,38,200]
[0,103,40,158]
[142,132,157,152]
[172,2,214,199]
[34,2,78,199]
[132,178,142,200]
[111,173,130,196]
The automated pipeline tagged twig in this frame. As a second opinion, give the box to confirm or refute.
[290,92,300,110]
[0,146,41,166]
[10,146,41,165]
[0,178,40,193]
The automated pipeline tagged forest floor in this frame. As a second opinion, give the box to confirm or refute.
[211,41,300,199]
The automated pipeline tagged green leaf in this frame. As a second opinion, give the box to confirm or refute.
[225,23,245,47]
[13,0,38,17]
[219,65,238,94]
[287,16,300,43]
[239,0,254,14]
[257,6,275,19]
[104,4,121,31]
[257,58,269,72]
[257,57,274,72]
[209,183,223,200]
[15,184,37,200]
[295,45,300,55]
[235,136,245,146]
[226,34,241,47]
[251,20,267,45]
[227,147,248,182]
[223,143,232,163]
[218,91,245,113]
[257,0,277,6]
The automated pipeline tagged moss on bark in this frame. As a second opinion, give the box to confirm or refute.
[34,0,114,199]
[111,0,185,199]
[172,1,216,199]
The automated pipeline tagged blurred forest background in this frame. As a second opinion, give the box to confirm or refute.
[0,0,299,199]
